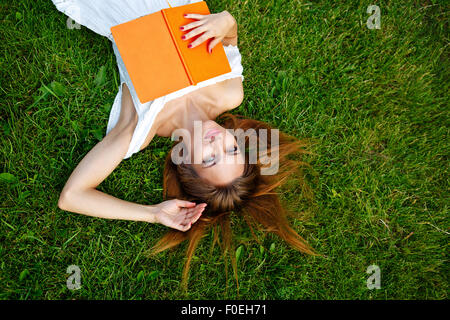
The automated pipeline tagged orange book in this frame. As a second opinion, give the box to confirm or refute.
[110,1,232,104]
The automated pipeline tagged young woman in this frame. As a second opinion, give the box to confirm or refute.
[53,0,317,287]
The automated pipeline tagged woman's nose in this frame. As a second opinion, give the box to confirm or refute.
[209,132,223,143]
[210,134,225,156]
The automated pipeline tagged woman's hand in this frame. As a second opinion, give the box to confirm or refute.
[180,10,237,53]
[153,199,207,232]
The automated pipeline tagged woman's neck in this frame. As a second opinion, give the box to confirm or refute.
[155,93,221,137]
[178,97,213,132]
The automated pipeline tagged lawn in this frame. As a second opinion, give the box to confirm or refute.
[0,0,448,299]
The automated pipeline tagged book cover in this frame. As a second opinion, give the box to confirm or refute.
[110,1,232,104]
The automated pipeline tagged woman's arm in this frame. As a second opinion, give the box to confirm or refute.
[58,84,205,230]
[58,84,151,222]
[181,10,238,51]
[221,11,238,46]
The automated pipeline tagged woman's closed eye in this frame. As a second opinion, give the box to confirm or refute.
[226,145,239,154]
[202,145,239,168]
[202,155,216,167]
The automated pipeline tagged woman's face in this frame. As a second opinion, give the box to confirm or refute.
[190,120,245,185]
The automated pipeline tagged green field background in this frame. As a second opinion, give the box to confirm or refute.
[0,0,448,299]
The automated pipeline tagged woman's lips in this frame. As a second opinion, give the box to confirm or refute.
[205,129,221,139]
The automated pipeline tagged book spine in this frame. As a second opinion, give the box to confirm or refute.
[161,9,194,86]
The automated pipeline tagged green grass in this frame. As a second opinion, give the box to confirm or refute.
[0,0,448,299]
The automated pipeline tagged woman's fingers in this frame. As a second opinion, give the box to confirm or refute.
[183,13,206,20]
[185,204,205,219]
[178,216,194,230]
[197,203,208,210]
[207,37,221,53]
[183,204,205,218]
[176,199,196,208]
[178,211,202,231]
[190,211,203,224]
[177,211,203,231]
[181,11,233,51]
[188,32,212,48]
[177,223,191,232]
[182,25,208,41]
[180,204,206,226]
[180,19,205,31]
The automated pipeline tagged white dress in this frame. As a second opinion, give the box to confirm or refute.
[51,0,244,159]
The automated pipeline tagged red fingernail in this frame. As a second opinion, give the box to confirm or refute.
[180,27,183,30]
[188,44,192,48]
[182,35,186,39]
[184,14,187,17]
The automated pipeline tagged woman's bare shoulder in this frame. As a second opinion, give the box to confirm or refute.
[220,77,244,110]
[185,77,243,110]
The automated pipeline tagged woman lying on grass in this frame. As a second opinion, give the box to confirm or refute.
[54,0,317,287]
